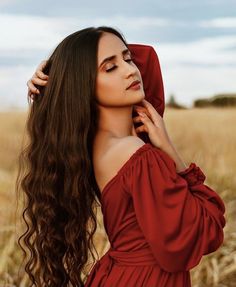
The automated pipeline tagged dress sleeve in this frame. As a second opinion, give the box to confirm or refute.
[125,145,226,273]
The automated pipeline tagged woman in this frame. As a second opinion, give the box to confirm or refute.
[21,26,226,286]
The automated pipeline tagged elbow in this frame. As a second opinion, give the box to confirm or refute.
[203,227,225,255]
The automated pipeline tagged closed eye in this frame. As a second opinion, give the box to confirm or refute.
[106,58,134,73]
[106,66,117,72]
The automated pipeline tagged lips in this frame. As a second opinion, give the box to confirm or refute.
[126,80,140,90]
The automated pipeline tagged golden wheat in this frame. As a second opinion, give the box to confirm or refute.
[0,107,235,286]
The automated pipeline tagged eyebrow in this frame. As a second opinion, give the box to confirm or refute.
[99,48,131,68]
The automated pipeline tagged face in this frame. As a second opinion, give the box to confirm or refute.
[96,32,145,107]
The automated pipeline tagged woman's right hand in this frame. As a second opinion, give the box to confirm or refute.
[133,99,174,152]
[27,60,49,98]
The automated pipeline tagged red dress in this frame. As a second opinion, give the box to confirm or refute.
[84,143,226,287]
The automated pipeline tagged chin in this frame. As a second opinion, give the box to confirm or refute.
[126,90,145,105]
[134,91,145,103]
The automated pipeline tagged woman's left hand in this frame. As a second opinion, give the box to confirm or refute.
[132,99,173,151]
[132,102,150,137]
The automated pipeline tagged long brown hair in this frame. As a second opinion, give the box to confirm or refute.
[16,26,128,286]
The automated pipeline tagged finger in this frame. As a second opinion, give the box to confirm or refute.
[135,124,148,133]
[27,89,33,98]
[37,60,47,71]
[36,69,49,80]
[133,104,146,110]
[141,99,160,115]
[132,115,142,123]
[133,106,148,113]
[31,77,48,86]
[133,106,151,118]
[140,99,161,123]
[27,80,40,94]
[137,111,154,131]
[27,88,37,101]
[28,90,35,100]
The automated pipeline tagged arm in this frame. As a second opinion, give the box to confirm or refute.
[126,145,226,272]
[163,142,188,173]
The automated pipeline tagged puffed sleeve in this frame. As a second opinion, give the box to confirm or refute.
[125,144,226,273]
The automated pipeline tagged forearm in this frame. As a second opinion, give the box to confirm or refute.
[162,143,188,173]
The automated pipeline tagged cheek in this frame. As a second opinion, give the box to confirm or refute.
[96,77,111,98]
[96,76,122,103]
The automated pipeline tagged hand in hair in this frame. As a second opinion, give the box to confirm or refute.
[27,60,48,99]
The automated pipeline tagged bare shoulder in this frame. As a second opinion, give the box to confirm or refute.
[104,136,146,171]
[97,136,146,191]
[109,136,146,158]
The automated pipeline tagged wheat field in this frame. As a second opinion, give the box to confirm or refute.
[0,107,235,286]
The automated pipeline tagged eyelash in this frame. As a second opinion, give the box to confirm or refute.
[106,58,134,72]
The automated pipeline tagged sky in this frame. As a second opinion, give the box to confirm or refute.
[0,0,236,110]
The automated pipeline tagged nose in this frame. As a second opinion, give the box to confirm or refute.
[122,60,138,78]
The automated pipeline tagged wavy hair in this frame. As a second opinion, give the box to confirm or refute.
[16,26,128,286]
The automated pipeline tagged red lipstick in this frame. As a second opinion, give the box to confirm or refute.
[127,80,141,90]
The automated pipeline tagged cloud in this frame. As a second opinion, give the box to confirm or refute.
[153,35,236,66]
[0,13,175,60]
[0,14,68,51]
[151,36,236,106]
[0,13,236,110]
[0,0,17,7]
[161,65,236,107]
[199,17,236,28]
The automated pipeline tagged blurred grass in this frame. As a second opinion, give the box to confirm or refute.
[0,107,235,286]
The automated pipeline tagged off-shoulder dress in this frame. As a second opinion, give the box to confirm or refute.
[84,143,226,287]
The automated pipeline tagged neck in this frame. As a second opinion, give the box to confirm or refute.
[97,105,134,138]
